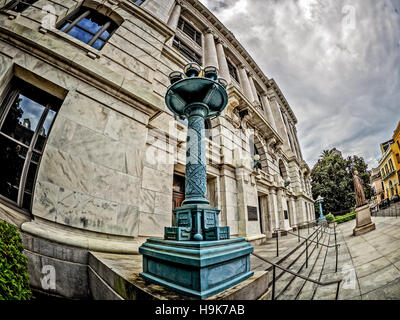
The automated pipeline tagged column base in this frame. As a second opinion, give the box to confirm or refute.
[165,204,230,241]
[139,238,254,299]
[353,204,376,236]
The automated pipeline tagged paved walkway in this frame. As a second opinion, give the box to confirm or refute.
[251,216,400,300]
[338,216,400,299]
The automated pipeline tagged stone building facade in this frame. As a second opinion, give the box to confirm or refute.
[0,0,314,298]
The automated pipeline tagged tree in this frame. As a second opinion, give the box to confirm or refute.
[311,149,373,213]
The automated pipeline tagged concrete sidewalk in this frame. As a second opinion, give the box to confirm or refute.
[338,216,400,300]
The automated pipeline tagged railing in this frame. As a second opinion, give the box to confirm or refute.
[275,224,340,273]
[372,204,399,218]
[252,252,342,300]
[255,219,342,300]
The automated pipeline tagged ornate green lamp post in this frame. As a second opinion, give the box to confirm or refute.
[139,62,253,299]
[316,195,326,222]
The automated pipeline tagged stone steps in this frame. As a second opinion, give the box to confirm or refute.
[277,231,329,300]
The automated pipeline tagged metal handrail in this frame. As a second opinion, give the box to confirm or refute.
[252,252,342,300]
[274,228,340,249]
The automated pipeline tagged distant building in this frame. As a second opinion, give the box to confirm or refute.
[391,121,400,192]
[378,138,399,200]
[370,167,384,203]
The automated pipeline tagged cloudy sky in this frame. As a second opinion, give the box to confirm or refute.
[199,0,400,169]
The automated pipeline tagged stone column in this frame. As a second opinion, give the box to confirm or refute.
[248,73,259,105]
[270,189,279,230]
[261,94,277,131]
[204,29,219,68]
[276,188,284,229]
[215,39,231,83]
[293,126,303,160]
[290,198,297,227]
[166,1,182,45]
[238,65,254,102]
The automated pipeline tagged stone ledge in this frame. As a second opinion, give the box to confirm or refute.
[89,251,268,300]
[21,220,143,254]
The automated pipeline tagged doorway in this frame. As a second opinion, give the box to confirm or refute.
[172,173,185,225]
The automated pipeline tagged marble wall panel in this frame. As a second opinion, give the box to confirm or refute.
[154,192,172,215]
[141,166,173,194]
[104,110,147,148]
[32,181,60,222]
[122,16,165,43]
[139,188,156,214]
[108,31,161,66]
[138,212,171,237]
[125,148,145,178]
[57,188,119,233]
[58,92,110,134]
[116,204,139,237]
[38,145,94,195]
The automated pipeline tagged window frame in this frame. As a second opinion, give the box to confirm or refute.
[227,59,240,84]
[0,78,62,213]
[177,17,202,47]
[172,37,203,65]
[3,0,38,13]
[58,7,119,51]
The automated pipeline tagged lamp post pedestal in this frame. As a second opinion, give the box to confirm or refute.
[316,197,326,223]
[139,63,253,299]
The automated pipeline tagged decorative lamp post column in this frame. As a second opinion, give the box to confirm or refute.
[139,62,254,299]
[316,195,326,222]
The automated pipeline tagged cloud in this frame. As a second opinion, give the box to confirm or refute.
[199,0,400,169]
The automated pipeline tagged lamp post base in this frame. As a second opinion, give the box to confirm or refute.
[165,204,230,241]
[139,238,254,299]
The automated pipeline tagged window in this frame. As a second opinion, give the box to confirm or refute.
[382,169,385,178]
[385,164,389,176]
[0,78,62,211]
[227,60,240,83]
[172,37,202,65]
[177,18,202,47]
[205,119,212,141]
[257,92,264,110]
[130,0,146,5]
[4,0,38,13]
[389,159,394,172]
[58,8,118,50]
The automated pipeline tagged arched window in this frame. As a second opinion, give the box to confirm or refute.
[389,180,394,198]
[279,160,287,180]
[58,7,119,50]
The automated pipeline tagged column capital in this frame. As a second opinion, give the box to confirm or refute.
[216,37,225,46]
[238,63,248,71]
[204,28,215,36]
[176,0,185,5]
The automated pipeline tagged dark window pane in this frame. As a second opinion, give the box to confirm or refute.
[1,93,46,146]
[0,135,27,203]
[35,109,56,152]
[22,192,32,210]
[25,161,38,193]
[7,0,38,13]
